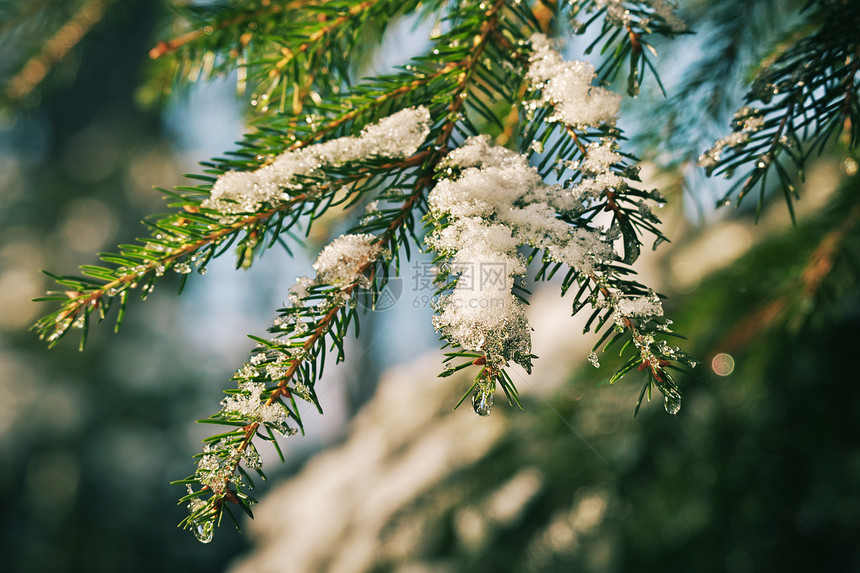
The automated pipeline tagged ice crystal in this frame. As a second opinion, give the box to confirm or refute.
[202,106,431,215]
[579,140,623,175]
[288,275,313,306]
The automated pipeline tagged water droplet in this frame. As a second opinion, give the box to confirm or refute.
[587,352,600,368]
[472,381,495,417]
[194,521,214,544]
[663,393,681,415]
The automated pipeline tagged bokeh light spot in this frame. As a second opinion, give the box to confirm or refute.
[712,353,735,376]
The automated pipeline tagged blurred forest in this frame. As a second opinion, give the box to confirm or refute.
[1,1,859,572]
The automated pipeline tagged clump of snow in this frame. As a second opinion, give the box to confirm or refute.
[284,232,386,312]
[614,293,664,320]
[527,34,621,128]
[426,137,618,367]
[578,140,623,175]
[562,140,629,213]
[312,233,383,287]
[202,106,431,216]
[221,380,288,426]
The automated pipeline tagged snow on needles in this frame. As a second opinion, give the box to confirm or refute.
[527,34,621,128]
[594,0,687,33]
[426,137,616,369]
[287,232,384,310]
[202,106,431,216]
[312,233,383,288]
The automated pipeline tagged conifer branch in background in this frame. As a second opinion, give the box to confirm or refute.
[1,0,115,106]
[699,0,860,219]
[144,0,435,113]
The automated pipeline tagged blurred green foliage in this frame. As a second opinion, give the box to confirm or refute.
[0,0,249,570]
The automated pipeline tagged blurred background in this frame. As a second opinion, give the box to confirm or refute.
[1,1,859,572]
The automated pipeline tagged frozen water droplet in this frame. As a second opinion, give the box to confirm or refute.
[244,447,262,470]
[194,521,214,544]
[472,381,495,417]
[663,393,681,415]
[587,352,600,368]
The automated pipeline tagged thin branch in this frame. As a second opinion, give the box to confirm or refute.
[41,152,429,333]
[270,0,381,74]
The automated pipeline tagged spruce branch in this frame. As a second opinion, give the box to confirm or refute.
[177,177,430,542]
[424,32,691,419]
[31,143,431,350]
[720,183,860,352]
[34,0,518,349]
[31,0,694,544]
[144,0,433,113]
[699,0,860,218]
[148,0,308,60]
[175,0,534,541]
[567,0,688,96]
